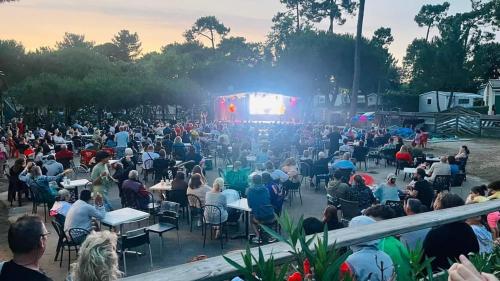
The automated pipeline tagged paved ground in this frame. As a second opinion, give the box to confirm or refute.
[0,148,489,280]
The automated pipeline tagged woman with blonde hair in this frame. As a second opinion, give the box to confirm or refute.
[204,177,228,227]
[68,230,121,281]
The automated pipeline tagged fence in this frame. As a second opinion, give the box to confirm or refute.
[122,200,500,281]
[376,108,500,137]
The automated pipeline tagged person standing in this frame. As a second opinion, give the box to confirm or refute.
[90,150,114,211]
[327,127,341,156]
[114,126,129,159]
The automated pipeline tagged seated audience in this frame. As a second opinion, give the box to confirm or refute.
[339,138,353,154]
[264,161,288,183]
[262,172,285,215]
[448,156,460,175]
[224,161,250,195]
[64,190,106,238]
[344,216,394,281]
[407,168,434,209]
[42,155,64,176]
[466,185,489,204]
[325,169,350,206]
[246,174,276,244]
[426,156,451,182]
[281,157,300,195]
[423,193,479,271]
[49,189,73,219]
[311,152,330,187]
[172,136,186,161]
[346,175,376,210]
[171,171,188,192]
[68,230,121,281]
[0,215,52,281]
[373,173,401,204]
[187,173,211,207]
[153,149,175,183]
[364,205,412,281]
[332,152,356,172]
[323,205,343,231]
[55,144,73,169]
[466,215,494,254]
[486,180,500,200]
[122,170,149,209]
[395,145,412,165]
[204,178,228,228]
[400,199,430,250]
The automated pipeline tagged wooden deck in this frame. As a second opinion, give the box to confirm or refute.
[122,200,500,281]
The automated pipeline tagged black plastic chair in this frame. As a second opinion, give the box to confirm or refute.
[339,198,361,225]
[187,194,204,233]
[51,220,81,269]
[299,161,312,185]
[146,202,181,250]
[395,160,410,176]
[203,205,228,249]
[353,146,369,171]
[119,228,153,276]
[385,200,405,217]
[168,189,189,221]
[30,187,49,222]
[451,173,466,187]
[432,175,451,193]
[67,228,90,269]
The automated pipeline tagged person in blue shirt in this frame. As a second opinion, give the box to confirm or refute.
[114,126,129,159]
[447,156,460,175]
[332,152,357,172]
[246,174,276,243]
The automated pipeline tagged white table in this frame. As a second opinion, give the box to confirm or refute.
[149,181,172,192]
[227,198,252,239]
[61,179,90,199]
[109,159,120,165]
[426,157,440,163]
[101,207,150,233]
[403,168,417,181]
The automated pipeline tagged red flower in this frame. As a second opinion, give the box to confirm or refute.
[288,272,302,281]
[303,259,311,275]
[340,262,353,279]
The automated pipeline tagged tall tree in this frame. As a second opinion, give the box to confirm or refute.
[371,27,393,48]
[303,0,356,33]
[280,0,309,32]
[350,0,365,117]
[94,43,121,61]
[414,2,450,42]
[56,32,94,49]
[184,16,230,49]
[111,30,142,61]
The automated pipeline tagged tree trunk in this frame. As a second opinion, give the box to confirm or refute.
[296,2,300,32]
[435,90,441,112]
[350,0,365,118]
[447,91,454,110]
[425,25,431,42]
[210,29,215,49]
[328,0,334,34]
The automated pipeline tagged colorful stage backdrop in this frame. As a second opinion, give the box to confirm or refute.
[214,92,303,123]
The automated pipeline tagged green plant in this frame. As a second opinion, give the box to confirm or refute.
[223,245,288,281]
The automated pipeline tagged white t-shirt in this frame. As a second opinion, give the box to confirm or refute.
[427,162,451,181]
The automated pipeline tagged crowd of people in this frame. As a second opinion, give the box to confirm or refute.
[0,116,499,281]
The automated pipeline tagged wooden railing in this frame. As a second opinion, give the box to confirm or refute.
[122,200,500,281]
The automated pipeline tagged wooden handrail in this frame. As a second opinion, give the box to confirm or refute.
[122,200,500,281]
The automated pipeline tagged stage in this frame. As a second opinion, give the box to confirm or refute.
[214,92,303,123]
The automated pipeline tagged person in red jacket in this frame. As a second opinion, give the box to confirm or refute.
[396,145,413,165]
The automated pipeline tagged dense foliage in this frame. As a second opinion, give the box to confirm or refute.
[0,0,499,118]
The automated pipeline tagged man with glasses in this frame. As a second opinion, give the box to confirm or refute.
[0,215,52,280]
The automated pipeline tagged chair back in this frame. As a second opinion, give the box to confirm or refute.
[121,229,150,249]
[187,194,203,209]
[385,200,405,217]
[68,228,90,245]
[160,201,180,215]
[353,147,369,161]
[339,198,361,221]
[203,204,222,225]
[396,160,410,170]
[51,220,67,243]
[168,189,188,208]
[58,158,72,170]
[80,150,96,166]
[432,175,451,192]
[451,173,466,187]
[299,161,312,178]
[158,212,178,227]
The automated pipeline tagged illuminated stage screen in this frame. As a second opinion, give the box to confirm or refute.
[249,94,285,115]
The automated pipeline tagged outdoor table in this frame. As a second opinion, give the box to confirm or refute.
[403,167,417,181]
[101,207,150,234]
[426,157,440,163]
[108,159,120,165]
[227,198,251,239]
[61,179,90,200]
[149,181,172,199]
